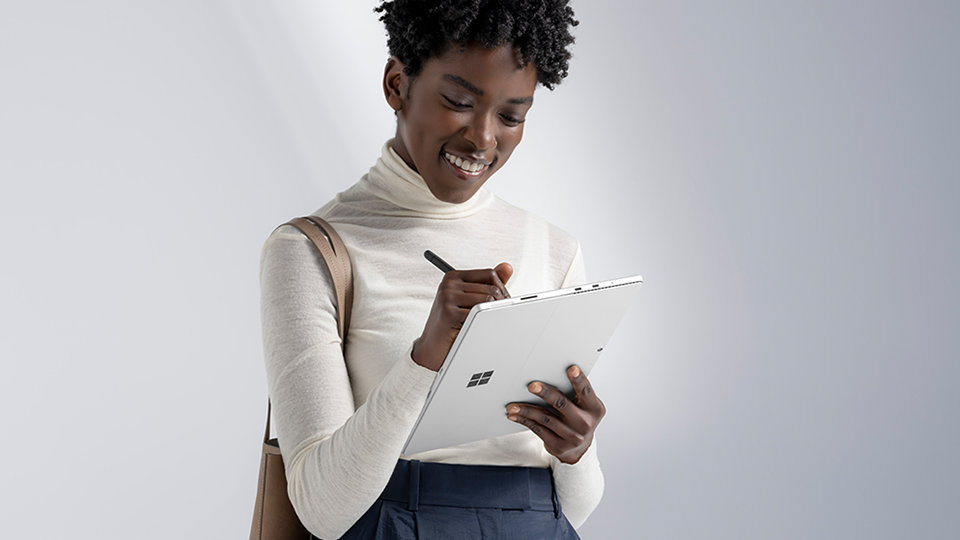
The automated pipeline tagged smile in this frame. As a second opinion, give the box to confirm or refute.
[443,151,488,175]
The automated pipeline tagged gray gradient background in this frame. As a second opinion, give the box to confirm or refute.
[1,1,958,538]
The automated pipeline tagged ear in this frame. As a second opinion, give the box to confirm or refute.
[382,57,407,113]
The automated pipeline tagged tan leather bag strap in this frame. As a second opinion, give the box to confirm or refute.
[287,216,354,335]
[263,216,354,444]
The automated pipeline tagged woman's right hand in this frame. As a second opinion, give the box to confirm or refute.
[411,262,513,371]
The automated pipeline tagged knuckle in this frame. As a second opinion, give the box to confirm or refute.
[553,396,567,409]
[540,414,552,425]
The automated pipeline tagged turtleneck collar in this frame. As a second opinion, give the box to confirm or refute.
[357,140,493,219]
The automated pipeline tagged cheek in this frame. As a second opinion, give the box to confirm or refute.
[434,113,469,138]
[409,114,463,155]
[412,100,460,131]
[499,125,525,153]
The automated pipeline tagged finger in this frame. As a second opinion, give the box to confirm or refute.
[506,403,582,442]
[567,365,606,416]
[449,291,498,310]
[527,381,572,414]
[526,380,590,434]
[459,282,507,300]
[452,268,503,283]
[438,278,502,301]
[494,262,513,289]
[506,407,562,448]
[452,268,510,298]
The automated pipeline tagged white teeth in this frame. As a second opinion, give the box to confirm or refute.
[444,152,485,174]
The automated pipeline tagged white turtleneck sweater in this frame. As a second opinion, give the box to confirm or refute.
[259,142,604,539]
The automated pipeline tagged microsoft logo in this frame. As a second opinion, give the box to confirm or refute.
[466,370,494,388]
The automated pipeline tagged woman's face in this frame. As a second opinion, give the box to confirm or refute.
[384,43,538,204]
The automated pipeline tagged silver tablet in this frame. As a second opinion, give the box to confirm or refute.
[402,274,643,455]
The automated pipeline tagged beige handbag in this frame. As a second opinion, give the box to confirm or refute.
[250,216,354,540]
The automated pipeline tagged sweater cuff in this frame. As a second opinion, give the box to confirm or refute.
[550,436,600,472]
[372,343,438,417]
[549,437,604,528]
[398,343,439,387]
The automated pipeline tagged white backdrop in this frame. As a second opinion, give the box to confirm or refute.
[1,1,958,538]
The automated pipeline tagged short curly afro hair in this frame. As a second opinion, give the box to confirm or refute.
[375,0,579,90]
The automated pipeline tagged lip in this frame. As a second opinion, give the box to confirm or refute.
[444,150,492,167]
[441,150,493,181]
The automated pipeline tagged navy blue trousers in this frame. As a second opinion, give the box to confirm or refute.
[317,459,580,540]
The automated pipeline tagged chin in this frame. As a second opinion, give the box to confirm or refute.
[423,173,486,204]
[433,188,476,204]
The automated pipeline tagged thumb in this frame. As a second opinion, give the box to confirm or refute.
[494,262,514,286]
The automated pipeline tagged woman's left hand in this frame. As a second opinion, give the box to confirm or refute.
[506,365,606,464]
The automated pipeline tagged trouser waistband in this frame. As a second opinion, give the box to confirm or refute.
[378,459,560,517]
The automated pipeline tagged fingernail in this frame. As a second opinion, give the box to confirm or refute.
[507,414,518,422]
[529,382,542,393]
[507,405,520,414]
[569,365,581,377]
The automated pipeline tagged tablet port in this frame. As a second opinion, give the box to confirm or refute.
[521,295,537,301]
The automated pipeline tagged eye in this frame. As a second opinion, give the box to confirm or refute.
[442,95,471,109]
[500,113,525,126]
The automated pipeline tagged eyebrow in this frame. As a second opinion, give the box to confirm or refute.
[443,74,483,95]
[442,74,534,105]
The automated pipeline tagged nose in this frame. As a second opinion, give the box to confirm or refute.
[463,112,497,152]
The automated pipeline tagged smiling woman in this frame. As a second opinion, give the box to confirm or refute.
[258,1,600,539]
[385,44,537,204]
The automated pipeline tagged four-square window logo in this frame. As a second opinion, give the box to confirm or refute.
[466,370,494,387]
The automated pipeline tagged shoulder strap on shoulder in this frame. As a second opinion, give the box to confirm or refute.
[263,215,354,445]
[283,216,354,340]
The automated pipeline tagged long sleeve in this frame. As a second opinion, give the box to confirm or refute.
[259,226,436,539]
[550,242,606,528]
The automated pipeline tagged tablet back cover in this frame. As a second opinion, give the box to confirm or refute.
[402,277,641,455]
